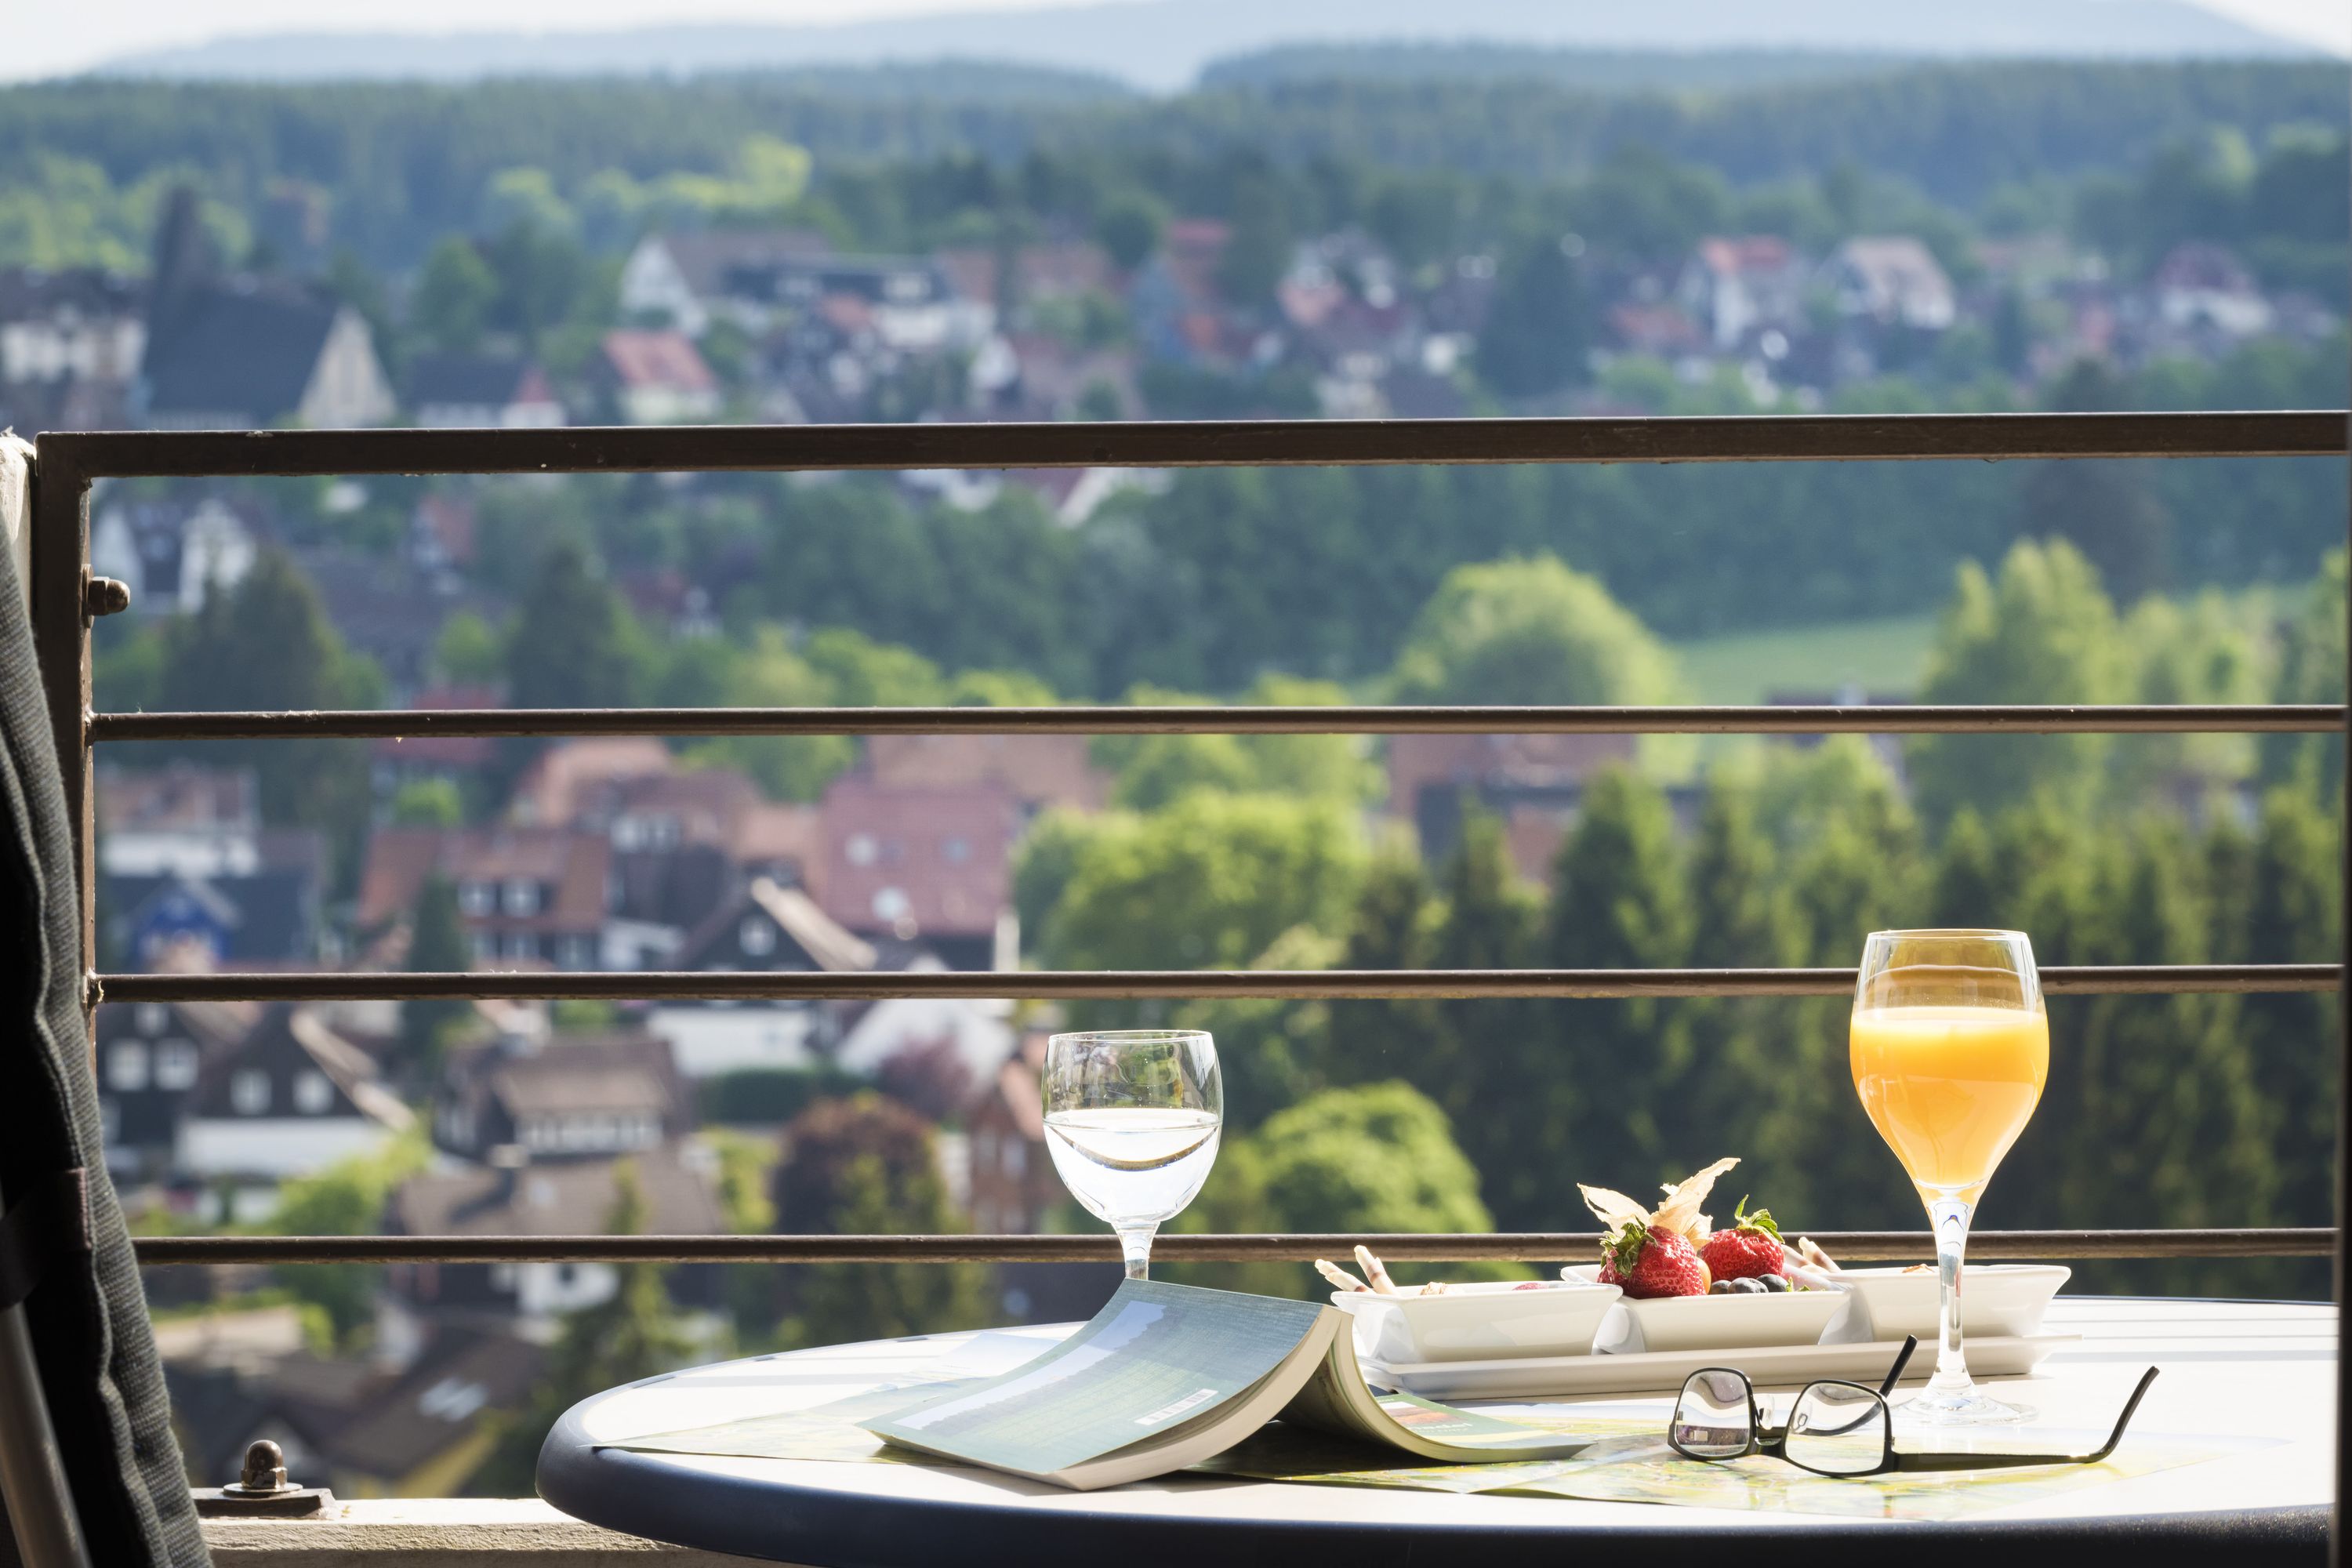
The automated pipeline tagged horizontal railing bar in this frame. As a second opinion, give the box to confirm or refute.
[132,1228,2336,1265]
[93,964,2340,1006]
[38,410,2348,481]
[85,703,2349,744]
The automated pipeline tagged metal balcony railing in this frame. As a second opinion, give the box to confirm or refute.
[20,410,2349,1276]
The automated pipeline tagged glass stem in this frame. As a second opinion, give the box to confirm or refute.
[1926,1196,1974,1395]
[1116,1224,1156,1282]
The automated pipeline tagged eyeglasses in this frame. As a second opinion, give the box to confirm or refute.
[1668,1335,2161,1478]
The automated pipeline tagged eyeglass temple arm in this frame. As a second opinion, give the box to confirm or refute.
[1878,1335,1920,1396]
[1891,1367,2162,1472]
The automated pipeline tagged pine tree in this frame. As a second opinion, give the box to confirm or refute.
[2241,789,2342,1227]
[1541,768,1688,1216]
[1678,782,1824,1220]
[1323,846,1446,1093]
[398,873,473,1080]
[505,539,643,710]
[158,548,382,864]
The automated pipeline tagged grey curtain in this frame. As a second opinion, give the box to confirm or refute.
[0,506,207,1564]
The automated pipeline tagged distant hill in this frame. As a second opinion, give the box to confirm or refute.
[92,0,2316,91]
[1201,44,1931,93]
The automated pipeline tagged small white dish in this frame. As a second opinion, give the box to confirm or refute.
[1331,1279,1623,1363]
[1563,1266,1846,1353]
[1833,1265,2071,1341]
[1362,1332,2077,1401]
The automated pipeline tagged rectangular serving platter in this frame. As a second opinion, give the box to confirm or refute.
[1362,1333,2078,1401]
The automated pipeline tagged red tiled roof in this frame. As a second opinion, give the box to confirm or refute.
[601,329,717,394]
[357,826,610,931]
[815,775,1022,939]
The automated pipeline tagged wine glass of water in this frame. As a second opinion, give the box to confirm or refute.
[1044,1030,1222,1280]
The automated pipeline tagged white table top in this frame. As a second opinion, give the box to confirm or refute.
[540,1295,2336,1566]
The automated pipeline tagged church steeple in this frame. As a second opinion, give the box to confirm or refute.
[145,187,218,370]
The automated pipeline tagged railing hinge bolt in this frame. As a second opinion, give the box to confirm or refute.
[85,576,129,618]
[196,1439,333,1517]
[234,1440,291,1496]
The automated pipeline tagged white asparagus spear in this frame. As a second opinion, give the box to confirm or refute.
[1354,1244,1401,1295]
[1314,1258,1373,1293]
[1795,1236,1843,1274]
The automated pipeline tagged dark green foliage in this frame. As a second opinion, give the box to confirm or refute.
[1475,235,1592,398]
[1177,1081,1512,1295]
[767,1095,992,1347]
[397,875,473,1077]
[140,548,382,887]
[697,1066,866,1127]
[504,539,644,710]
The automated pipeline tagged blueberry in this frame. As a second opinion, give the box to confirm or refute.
[1757,1274,1790,1293]
[1732,1277,1768,1294]
[1709,1279,1735,1294]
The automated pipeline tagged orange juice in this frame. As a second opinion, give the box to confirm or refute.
[1849,1005,2049,1203]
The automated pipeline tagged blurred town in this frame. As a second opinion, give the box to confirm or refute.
[4,61,2344,1497]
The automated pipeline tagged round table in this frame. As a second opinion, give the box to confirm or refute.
[539,1296,2335,1567]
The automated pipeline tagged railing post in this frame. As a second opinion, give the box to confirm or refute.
[25,440,94,1042]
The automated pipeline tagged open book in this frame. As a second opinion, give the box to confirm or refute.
[860,1279,1593,1490]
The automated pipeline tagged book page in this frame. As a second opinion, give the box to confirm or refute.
[862,1279,1327,1478]
[1278,1338,1597,1462]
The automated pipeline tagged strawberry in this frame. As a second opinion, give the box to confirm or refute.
[1700,1196,1787,1283]
[1597,1221,1711,1299]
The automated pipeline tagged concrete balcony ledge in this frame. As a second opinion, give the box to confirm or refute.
[204,1498,779,1566]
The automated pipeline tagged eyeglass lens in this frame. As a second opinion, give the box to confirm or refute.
[1787,1381,1889,1475]
[1671,1370,1754,1459]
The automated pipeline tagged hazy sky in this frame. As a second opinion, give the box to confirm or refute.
[9,0,2347,81]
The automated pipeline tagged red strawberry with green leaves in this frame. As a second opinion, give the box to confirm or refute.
[1595,1221,1711,1299]
[1700,1196,1787,1283]
[1581,1156,1740,1301]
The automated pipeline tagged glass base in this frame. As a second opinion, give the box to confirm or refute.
[1895,1385,2037,1427]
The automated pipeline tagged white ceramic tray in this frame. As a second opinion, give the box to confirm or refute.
[1361,1333,2078,1401]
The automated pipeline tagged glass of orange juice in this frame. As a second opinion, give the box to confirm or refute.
[1851,929,2048,1426]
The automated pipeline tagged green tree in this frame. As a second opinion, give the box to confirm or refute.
[769,1096,990,1347]
[505,540,644,710]
[675,627,857,802]
[1168,925,1345,1134]
[431,608,505,685]
[2263,548,2347,797]
[1181,1082,1507,1295]
[1540,768,1689,1216]
[2114,590,2270,803]
[1105,677,1377,810]
[2239,789,2342,1227]
[155,549,382,863]
[2016,360,2172,604]
[1040,793,1367,978]
[1216,171,1293,307]
[1906,539,2131,828]
[1388,557,1680,707]
[1093,191,1167,271]
[399,874,474,1076]
[473,1163,695,1494]
[265,1126,430,1345]
[1321,844,1447,1092]
[1415,811,1547,1208]
[1474,234,1592,399]
[411,236,498,352]
[387,779,463,828]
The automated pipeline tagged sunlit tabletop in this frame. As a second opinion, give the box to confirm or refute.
[539,1295,2336,1567]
